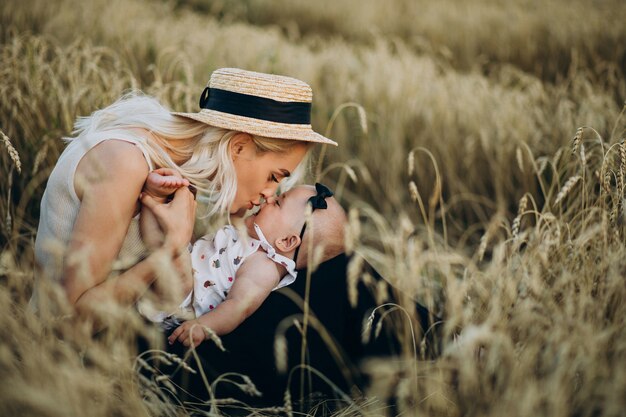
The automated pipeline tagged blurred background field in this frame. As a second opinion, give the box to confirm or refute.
[1,0,625,416]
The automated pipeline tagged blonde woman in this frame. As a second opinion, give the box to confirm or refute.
[34,68,336,314]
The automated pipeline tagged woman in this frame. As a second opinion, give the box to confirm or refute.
[33,67,337,314]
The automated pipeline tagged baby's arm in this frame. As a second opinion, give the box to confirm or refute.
[168,251,283,347]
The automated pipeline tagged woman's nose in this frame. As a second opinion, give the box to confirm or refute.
[260,183,280,200]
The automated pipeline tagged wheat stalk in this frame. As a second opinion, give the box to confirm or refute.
[356,105,368,134]
[537,158,548,176]
[409,181,419,202]
[1,130,21,174]
[512,194,528,239]
[602,170,612,195]
[516,147,524,173]
[554,175,581,205]
[32,140,50,175]
[572,127,583,155]
[617,142,624,222]
[274,333,288,374]
[477,231,490,262]
[283,389,293,417]
[580,143,587,170]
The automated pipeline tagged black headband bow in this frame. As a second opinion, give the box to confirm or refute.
[307,182,334,210]
[293,182,334,265]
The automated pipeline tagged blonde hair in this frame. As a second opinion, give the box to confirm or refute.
[69,91,312,216]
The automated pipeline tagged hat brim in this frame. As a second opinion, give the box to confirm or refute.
[172,109,337,146]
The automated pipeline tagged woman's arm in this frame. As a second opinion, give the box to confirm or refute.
[139,202,166,250]
[63,140,196,311]
[168,252,283,347]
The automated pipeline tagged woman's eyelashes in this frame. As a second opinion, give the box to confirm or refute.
[270,173,279,183]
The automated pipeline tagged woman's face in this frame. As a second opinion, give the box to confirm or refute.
[230,135,308,215]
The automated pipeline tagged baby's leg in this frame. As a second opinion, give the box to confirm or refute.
[144,168,190,202]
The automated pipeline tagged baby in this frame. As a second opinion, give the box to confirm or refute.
[139,168,346,348]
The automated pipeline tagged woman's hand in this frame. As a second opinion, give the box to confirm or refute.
[140,186,197,256]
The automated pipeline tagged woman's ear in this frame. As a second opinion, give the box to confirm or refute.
[275,234,301,253]
[230,133,253,160]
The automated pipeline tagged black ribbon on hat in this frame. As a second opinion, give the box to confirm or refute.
[198,87,312,125]
[293,182,334,265]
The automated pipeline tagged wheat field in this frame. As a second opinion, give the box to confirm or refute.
[1,0,625,415]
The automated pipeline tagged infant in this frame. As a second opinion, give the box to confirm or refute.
[139,168,346,348]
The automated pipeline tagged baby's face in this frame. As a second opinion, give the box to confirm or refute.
[244,186,314,245]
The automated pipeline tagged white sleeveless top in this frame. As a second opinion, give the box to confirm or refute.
[34,130,154,281]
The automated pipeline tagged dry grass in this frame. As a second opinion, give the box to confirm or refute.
[180,0,626,82]
[1,0,625,415]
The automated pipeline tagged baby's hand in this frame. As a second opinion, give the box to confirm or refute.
[168,319,206,348]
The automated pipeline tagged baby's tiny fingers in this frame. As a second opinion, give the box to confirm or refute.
[168,332,178,345]
[178,330,190,345]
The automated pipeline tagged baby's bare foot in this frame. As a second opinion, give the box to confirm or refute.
[144,168,190,202]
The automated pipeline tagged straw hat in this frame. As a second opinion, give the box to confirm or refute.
[173,68,337,146]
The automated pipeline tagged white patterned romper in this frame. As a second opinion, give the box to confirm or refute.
[155,224,297,327]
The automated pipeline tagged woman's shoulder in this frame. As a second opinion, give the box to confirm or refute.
[74,139,151,199]
[79,139,151,177]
